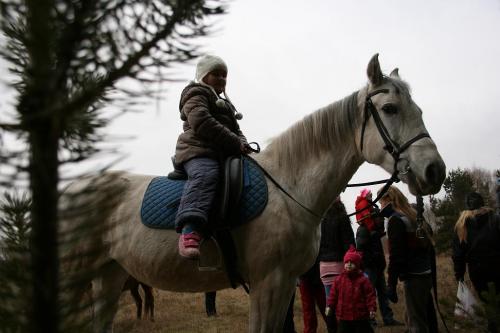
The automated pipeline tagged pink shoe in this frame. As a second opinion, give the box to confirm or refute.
[178,231,202,259]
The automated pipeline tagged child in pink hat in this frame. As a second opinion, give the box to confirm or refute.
[326,246,376,333]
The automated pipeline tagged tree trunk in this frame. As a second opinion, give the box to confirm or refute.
[29,123,60,333]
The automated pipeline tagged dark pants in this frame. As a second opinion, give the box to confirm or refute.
[283,291,297,333]
[365,268,395,324]
[470,268,500,333]
[403,274,437,333]
[175,157,219,232]
[299,278,326,333]
[205,291,216,316]
[337,320,373,333]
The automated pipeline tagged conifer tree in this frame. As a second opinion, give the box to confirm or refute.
[0,1,226,331]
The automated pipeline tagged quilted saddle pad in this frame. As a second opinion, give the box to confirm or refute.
[140,157,268,229]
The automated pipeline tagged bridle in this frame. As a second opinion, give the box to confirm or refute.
[346,87,430,216]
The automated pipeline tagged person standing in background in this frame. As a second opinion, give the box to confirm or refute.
[453,192,500,333]
[298,260,327,333]
[355,188,403,327]
[378,185,438,333]
[318,198,355,333]
[325,246,376,333]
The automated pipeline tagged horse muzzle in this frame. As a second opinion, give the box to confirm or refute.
[404,158,446,195]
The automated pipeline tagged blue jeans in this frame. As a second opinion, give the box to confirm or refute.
[175,157,219,232]
[324,284,331,299]
[365,268,394,324]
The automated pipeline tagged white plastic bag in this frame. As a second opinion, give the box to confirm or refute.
[454,281,478,318]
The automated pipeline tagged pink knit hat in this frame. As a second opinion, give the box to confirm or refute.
[343,245,362,267]
[360,188,371,198]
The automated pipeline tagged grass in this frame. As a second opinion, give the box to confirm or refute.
[114,255,485,332]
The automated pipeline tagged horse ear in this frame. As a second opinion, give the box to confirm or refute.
[367,53,383,86]
[390,68,400,79]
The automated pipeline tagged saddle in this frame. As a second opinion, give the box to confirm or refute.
[167,155,244,229]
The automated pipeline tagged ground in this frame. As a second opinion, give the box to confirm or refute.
[113,255,484,333]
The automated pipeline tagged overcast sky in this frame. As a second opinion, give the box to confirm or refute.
[102,0,500,216]
[2,1,498,218]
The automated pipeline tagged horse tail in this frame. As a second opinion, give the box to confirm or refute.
[59,171,131,324]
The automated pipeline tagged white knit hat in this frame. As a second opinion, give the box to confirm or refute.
[195,55,228,83]
[193,55,242,119]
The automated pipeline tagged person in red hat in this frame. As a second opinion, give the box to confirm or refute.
[325,246,376,333]
[354,188,403,327]
[354,188,377,232]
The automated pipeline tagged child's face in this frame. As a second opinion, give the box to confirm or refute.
[344,261,357,272]
[203,68,227,94]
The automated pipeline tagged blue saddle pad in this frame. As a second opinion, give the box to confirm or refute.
[140,157,268,229]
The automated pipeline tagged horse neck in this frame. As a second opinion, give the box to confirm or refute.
[258,91,364,216]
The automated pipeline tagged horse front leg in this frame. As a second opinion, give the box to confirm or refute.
[248,272,297,333]
[92,260,129,333]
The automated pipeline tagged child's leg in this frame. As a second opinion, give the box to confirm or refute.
[353,320,374,333]
[175,157,219,258]
[175,157,219,232]
[337,320,352,333]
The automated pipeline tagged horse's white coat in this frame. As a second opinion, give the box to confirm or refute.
[63,55,445,333]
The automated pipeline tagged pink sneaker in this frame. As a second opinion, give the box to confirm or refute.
[178,231,202,259]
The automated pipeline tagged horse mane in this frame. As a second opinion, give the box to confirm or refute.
[266,91,361,173]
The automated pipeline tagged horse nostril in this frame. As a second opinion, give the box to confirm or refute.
[425,161,446,186]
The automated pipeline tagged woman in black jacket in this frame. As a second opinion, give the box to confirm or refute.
[318,198,355,333]
[453,192,500,333]
[378,185,437,333]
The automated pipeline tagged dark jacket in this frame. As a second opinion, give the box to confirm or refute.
[452,210,500,281]
[355,224,386,270]
[386,212,434,289]
[175,83,247,164]
[319,210,355,262]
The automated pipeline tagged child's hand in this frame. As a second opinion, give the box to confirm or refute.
[325,306,332,317]
[240,142,252,154]
[369,311,376,319]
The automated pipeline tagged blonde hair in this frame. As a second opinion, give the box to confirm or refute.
[378,186,417,223]
[454,207,493,243]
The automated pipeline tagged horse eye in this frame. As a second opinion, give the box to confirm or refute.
[381,104,398,115]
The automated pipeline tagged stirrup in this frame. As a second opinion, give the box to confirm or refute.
[198,236,223,272]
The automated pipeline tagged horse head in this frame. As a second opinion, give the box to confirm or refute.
[358,54,446,195]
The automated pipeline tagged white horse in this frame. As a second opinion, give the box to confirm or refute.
[62,54,446,332]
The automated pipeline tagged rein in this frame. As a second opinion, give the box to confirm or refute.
[415,195,451,333]
[245,147,321,219]
[346,88,430,217]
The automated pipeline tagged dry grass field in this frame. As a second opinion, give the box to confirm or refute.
[114,255,484,333]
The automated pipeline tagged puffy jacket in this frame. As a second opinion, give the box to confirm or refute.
[175,83,247,164]
[327,270,376,321]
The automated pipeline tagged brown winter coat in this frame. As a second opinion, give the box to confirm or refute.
[175,83,247,164]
